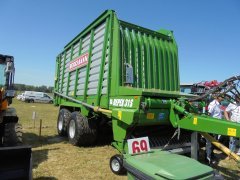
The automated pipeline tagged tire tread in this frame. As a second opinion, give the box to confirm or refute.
[3,123,23,146]
[68,112,97,146]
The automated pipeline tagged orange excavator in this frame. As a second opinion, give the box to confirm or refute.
[0,54,22,146]
[0,54,31,179]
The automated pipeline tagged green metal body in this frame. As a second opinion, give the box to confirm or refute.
[54,10,180,110]
[54,10,240,178]
[54,9,240,152]
[55,10,178,141]
[54,9,183,150]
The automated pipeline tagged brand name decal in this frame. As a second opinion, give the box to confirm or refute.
[109,98,133,107]
[69,53,88,71]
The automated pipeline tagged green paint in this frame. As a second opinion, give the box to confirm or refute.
[124,150,214,179]
[83,30,94,100]
[66,46,74,96]
[96,18,110,106]
[74,39,83,97]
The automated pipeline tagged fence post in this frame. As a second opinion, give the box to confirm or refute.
[32,111,36,128]
[39,119,42,137]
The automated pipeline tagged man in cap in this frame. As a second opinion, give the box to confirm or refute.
[224,95,240,154]
[206,94,224,165]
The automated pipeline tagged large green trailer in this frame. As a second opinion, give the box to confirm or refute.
[54,10,240,178]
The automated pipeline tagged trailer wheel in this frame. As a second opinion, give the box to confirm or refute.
[3,123,23,146]
[110,154,126,175]
[57,108,71,136]
[68,112,97,146]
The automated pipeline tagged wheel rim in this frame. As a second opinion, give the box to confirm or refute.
[58,116,63,131]
[69,120,76,138]
[111,158,120,172]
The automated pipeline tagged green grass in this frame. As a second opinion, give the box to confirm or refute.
[12,99,125,180]
[11,99,240,179]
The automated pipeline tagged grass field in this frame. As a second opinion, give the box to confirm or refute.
[12,99,125,180]
[11,99,240,179]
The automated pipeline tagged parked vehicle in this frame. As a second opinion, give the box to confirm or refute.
[16,93,24,100]
[180,83,209,95]
[54,10,239,178]
[23,91,53,103]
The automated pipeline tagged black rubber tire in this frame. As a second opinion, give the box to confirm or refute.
[67,112,97,146]
[57,108,71,136]
[110,154,126,175]
[30,99,34,103]
[3,123,23,146]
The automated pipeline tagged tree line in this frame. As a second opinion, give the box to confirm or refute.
[14,84,54,93]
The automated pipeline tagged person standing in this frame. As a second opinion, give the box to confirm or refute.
[206,95,224,164]
[224,95,240,154]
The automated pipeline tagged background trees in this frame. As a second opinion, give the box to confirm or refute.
[14,84,53,93]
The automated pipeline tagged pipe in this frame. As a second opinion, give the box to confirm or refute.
[54,91,112,114]
[200,132,240,163]
[93,106,112,114]
[54,91,94,109]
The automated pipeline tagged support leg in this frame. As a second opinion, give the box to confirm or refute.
[191,132,198,160]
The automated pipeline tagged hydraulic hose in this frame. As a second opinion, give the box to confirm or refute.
[54,91,112,114]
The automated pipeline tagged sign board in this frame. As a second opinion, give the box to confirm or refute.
[69,53,89,72]
[127,137,150,155]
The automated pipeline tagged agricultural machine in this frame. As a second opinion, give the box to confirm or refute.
[54,10,240,179]
[0,54,31,179]
[180,80,221,96]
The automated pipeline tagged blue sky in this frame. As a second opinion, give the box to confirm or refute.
[0,0,239,86]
